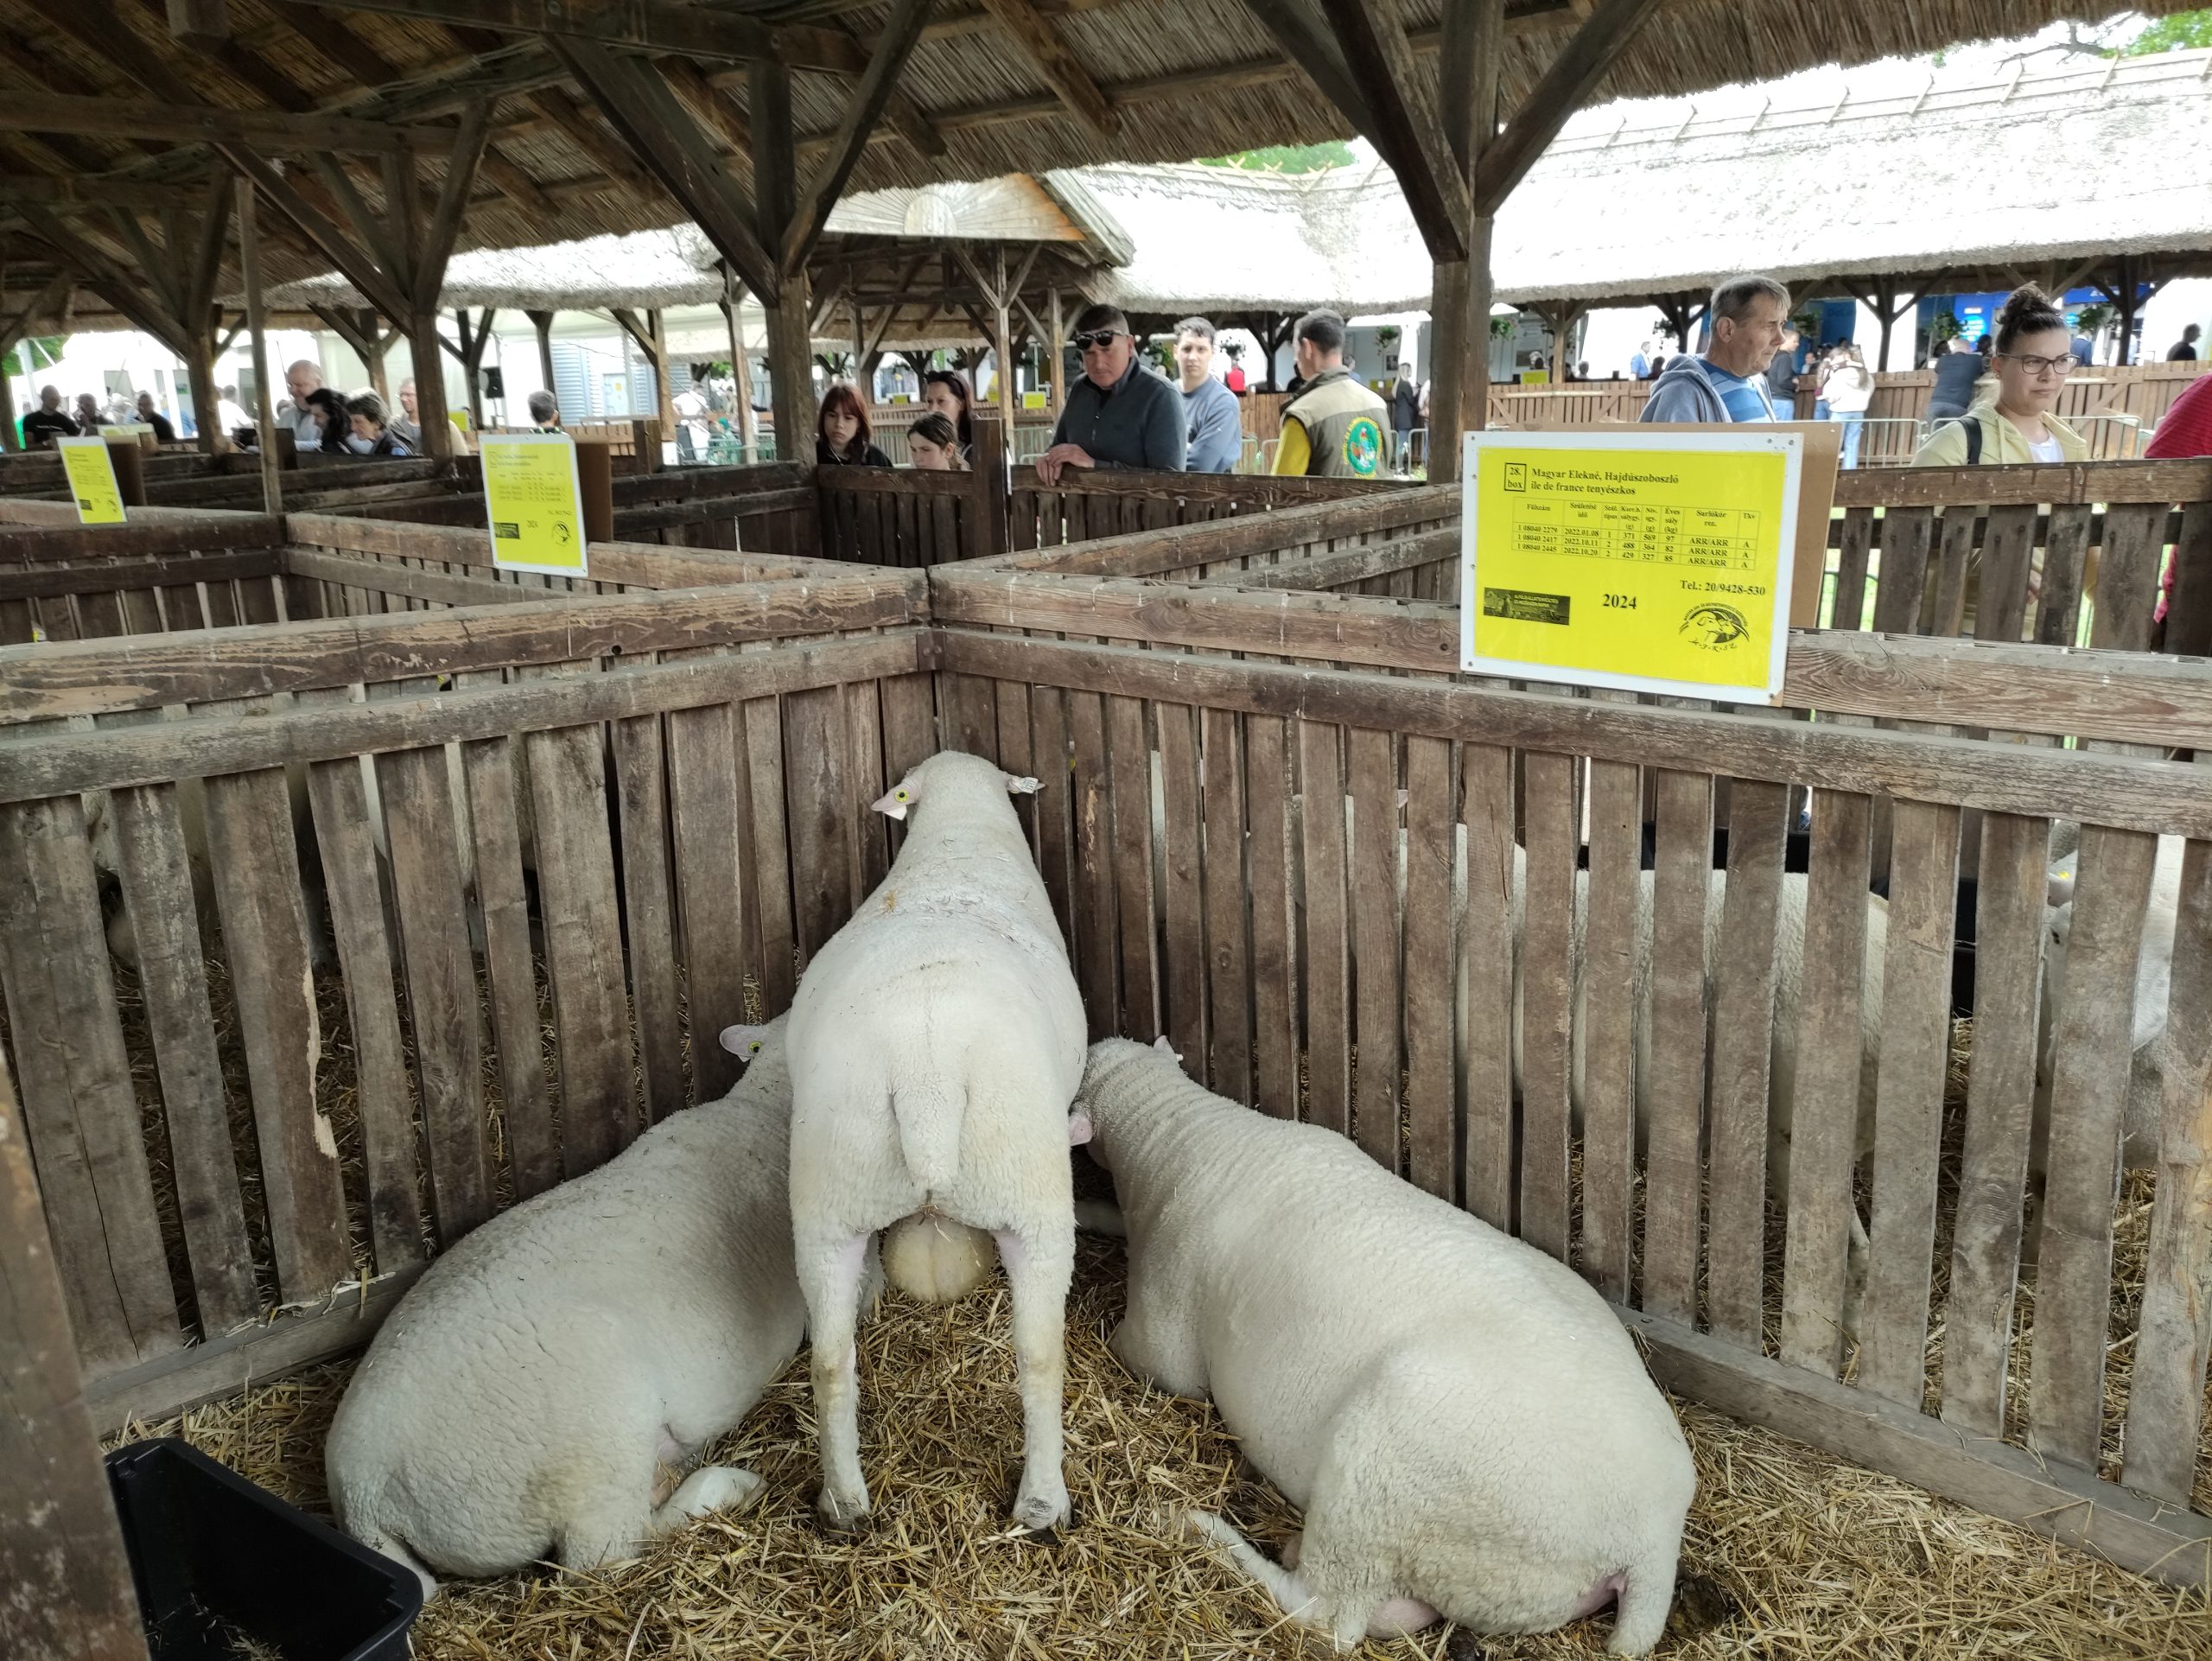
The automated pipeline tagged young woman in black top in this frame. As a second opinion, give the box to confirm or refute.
[816,382,892,467]
[920,369,976,457]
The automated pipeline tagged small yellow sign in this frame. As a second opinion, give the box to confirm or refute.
[1518,369,1549,385]
[58,436,127,525]
[1459,430,1802,703]
[480,432,589,576]
[1023,391,1047,409]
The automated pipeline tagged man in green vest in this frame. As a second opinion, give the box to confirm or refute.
[1272,309,1388,478]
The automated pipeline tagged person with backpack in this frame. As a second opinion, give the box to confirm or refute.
[1910,285,2088,468]
[1821,346,1875,468]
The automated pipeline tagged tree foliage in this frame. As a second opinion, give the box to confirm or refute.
[2124,8,2212,53]
[1197,142,1353,174]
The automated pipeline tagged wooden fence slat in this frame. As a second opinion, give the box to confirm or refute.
[2034,503,2094,646]
[0,796,183,1369]
[1200,707,1252,1104]
[2090,500,2174,653]
[0,1037,150,1661]
[2029,824,2159,1469]
[1349,726,1402,1172]
[945,673,998,761]
[376,745,492,1242]
[1297,719,1350,1134]
[200,767,353,1301]
[1461,743,1516,1228]
[1642,768,1715,1323]
[848,680,891,903]
[1156,701,1207,1076]
[1870,506,1936,635]
[1974,502,2038,643]
[1704,777,1790,1346]
[1924,506,1977,636]
[1579,752,1641,1301]
[782,685,853,971]
[524,724,636,1174]
[1106,694,1160,1041]
[452,737,556,1193]
[1246,715,1297,1116]
[609,717,686,1125]
[1402,735,1452,1199]
[104,786,258,1333]
[1520,751,1577,1263]
[1779,789,1873,1377]
[1068,690,1117,1041]
[880,671,938,783]
[2120,837,2212,1502]
[1940,811,2051,1435]
[994,674,1037,862]
[1831,506,1875,630]
[300,760,425,1270]
[1857,799,1961,1408]
[742,697,798,1015]
[1029,684,1076,953]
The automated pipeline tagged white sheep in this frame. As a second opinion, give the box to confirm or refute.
[785,748,1089,1533]
[325,1017,822,1593]
[1077,1038,1694,1654]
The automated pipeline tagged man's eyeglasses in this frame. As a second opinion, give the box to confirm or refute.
[1071,331,1125,352]
[1997,352,2077,377]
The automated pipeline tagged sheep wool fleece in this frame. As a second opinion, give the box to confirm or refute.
[1079,1040,1694,1654]
[786,749,1087,1531]
[325,1021,810,1591]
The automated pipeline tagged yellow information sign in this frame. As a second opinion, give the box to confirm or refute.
[480,431,589,577]
[57,436,127,525]
[1459,430,1802,703]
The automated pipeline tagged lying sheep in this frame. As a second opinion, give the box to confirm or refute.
[786,749,1089,1532]
[1079,1039,1694,1654]
[326,1017,822,1592]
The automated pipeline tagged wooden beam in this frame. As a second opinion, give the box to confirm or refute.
[523,87,655,195]
[0,89,446,154]
[553,39,779,301]
[784,0,938,280]
[661,60,753,159]
[227,147,410,320]
[14,207,191,355]
[753,55,814,460]
[1318,0,1466,260]
[1,273,75,355]
[976,0,1118,137]
[412,101,492,310]
[291,0,861,72]
[165,0,230,42]
[186,174,234,320]
[1241,0,1381,137]
[526,306,557,404]
[236,174,283,512]
[0,178,183,211]
[1472,0,1665,218]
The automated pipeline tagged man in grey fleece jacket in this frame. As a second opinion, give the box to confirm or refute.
[1640,274,1791,424]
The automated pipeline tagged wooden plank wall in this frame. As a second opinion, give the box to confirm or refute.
[1006,463,1406,554]
[0,577,928,1428]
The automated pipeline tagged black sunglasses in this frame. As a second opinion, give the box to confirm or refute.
[1071,330,1124,352]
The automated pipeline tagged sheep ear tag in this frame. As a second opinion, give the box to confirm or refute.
[871,783,918,821]
[719,1024,768,1058]
[1006,775,1043,795]
[1066,1110,1094,1147]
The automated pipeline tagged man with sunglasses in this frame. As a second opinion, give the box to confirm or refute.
[1036,303,1186,483]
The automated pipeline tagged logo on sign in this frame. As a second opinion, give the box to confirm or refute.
[1680,602,1750,650]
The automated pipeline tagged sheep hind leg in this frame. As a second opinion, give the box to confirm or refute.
[995,1224,1074,1532]
[1184,1511,1402,1651]
[653,1466,764,1530]
[797,1232,874,1531]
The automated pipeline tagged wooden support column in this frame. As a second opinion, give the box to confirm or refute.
[0,1043,149,1661]
[0,341,15,454]
[357,307,391,401]
[1430,0,1503,458]
[1047,286,1065,421]
[235,172,282,512]
[716,266,759,453]
[455,306,498,431]
[645,307,676,439]
[751,56,812,461]
[992,248,1017,429]
[391,105,489,458]
[0,273,71,455]
[526,308,557,404]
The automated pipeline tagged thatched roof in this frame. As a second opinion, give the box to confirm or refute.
[2,0,2202,331]
[1078,46,2212,318]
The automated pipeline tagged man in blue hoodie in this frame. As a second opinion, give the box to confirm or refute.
[1640,275,1791,424]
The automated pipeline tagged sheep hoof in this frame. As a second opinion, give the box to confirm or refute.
[814,1489,874,1536]
[1010,1483,1072,1535]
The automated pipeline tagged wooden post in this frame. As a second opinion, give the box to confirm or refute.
[0,341,16,454]
[1047,287,1065,422]
[991,247,1018,431]
[751,57,814,461]
[235,173,283,513]
[967,409,1008,558]
[105,438,147,506]
[355,308,391,403]
[0,1043,149,1661]
[851,295,868,391]
[717,266,759,455]
[456,309,486,433]
[574,439,615,544]
[183,321,222,454]
[645,308,677,442]
[526,309,556,410]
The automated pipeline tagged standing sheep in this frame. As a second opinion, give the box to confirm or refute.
[1077,1039,1694,1654]
[786,749,1089,1532]
[326,1018,821,1592]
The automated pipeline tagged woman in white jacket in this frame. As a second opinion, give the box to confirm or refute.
[1821,345,1875,468]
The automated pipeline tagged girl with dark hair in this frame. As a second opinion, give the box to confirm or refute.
[921,369,975,455]
[817,382,892,467]
[906,411,967,472]
[1911,285,2086,468]
[304,387,353,453]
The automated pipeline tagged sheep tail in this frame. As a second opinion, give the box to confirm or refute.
[1606,1554,1678,1656]
[889,1078,963,1193]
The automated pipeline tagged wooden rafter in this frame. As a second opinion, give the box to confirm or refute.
[975,0,1116,137]
[1,272,77,353]
[412,102,492,309]
[1316,0,1465,260]
[1242,0,1380,137]
[230,148,410,319]
[0,88,444,154]
[784,0,938,280]
[555,36,778,301]
[1472,0,1665,218]
[14,205,191,353]
[293,0,862,73]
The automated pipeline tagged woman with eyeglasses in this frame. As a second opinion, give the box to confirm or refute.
[921,370,975,459]
[1910,285,2088,468]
